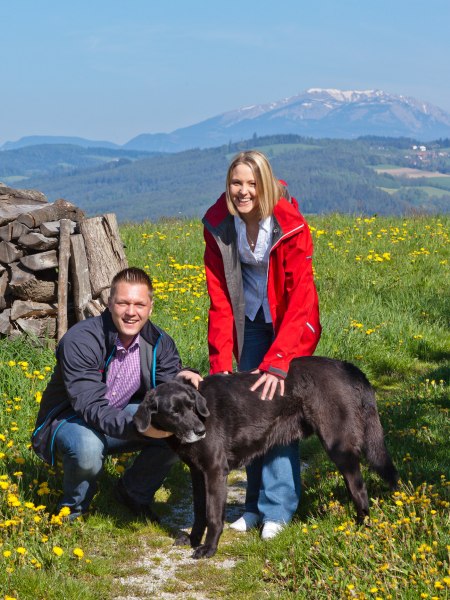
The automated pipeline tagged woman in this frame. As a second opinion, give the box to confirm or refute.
[202,150,321,539]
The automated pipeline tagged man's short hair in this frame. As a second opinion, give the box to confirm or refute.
[110,267,154,300]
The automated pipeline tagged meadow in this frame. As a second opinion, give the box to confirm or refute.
[0,214,449,599]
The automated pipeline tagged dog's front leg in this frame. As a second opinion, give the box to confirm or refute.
[189,467,207,547]
[192,464,228,559]
[174,466,206,548]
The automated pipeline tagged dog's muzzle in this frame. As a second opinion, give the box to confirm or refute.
[181,431,206,444]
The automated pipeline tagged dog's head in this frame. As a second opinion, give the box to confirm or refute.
[134,380,210,444]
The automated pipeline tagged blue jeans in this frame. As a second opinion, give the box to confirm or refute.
[239,309,301,524]
[54,402,178,515]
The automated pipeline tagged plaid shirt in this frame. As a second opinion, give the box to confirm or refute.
[105,335,141,409]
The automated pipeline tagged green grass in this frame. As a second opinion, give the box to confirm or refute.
[1,214,449,599]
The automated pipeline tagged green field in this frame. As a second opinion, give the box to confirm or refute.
[405,186,450,199]
[1,215,449,599]
[426,177,450,191]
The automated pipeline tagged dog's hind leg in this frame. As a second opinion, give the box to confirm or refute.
[326,445,370,524]
[192,463,228,559]
[364,407,399,490]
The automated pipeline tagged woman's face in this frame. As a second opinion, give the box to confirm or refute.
[229,163,259,220]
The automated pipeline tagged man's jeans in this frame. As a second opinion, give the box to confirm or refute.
[53,402,178,515]
[238,309,301,524]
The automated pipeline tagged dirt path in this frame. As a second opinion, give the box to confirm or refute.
[115,471,247,599]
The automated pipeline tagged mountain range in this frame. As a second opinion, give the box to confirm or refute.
[3,89,450,153]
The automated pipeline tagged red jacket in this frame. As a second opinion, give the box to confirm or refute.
[203,192,321,377]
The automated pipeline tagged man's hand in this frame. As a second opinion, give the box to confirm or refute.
[141,424,173,439]
[176,370,203,389]
[250,370,285,401]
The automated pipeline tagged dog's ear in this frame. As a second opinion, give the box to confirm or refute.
[134,389,158,433]
[192,389,210,418]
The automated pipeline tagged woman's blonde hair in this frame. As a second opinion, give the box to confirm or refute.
[225,150,283,219]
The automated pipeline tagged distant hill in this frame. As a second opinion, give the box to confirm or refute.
[0,144,158,183]
[3,134,449,222]
[1,135,121,151]
[3,89,450,155]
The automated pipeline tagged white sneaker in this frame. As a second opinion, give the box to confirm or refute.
[261,521,285,540]
[229,512,260,531]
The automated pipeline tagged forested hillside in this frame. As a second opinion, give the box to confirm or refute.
[1,135,449,221]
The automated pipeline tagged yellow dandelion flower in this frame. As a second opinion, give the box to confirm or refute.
[3,550,12,557]
[53,546,64,556]
[73,547,84,559]
[16,547,27,555]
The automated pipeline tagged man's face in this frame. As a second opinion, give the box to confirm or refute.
[108,282,153,347]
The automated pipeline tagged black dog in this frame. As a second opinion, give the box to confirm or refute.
[134,356,398,559]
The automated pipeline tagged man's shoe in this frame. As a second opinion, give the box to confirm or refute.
[114,479,160,523]
[261,521,285,540]
[229,512,260,531]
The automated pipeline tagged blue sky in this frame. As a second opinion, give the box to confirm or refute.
[2,0,449,145]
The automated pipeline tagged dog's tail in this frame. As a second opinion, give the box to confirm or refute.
[363,392,399,489]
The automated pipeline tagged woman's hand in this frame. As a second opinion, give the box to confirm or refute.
[250,370,285,401]
[141,425,173,439]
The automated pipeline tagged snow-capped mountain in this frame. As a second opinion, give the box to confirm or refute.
[3,89,450,153]
[124,88,450,152]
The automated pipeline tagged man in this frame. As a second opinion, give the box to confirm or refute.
[32,267,202,520]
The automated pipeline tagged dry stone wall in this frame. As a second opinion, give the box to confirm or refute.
[0,184,128,343]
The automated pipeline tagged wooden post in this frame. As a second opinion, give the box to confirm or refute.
[79,213,128,299]
[57,219,71,341]
[69,234,92,321]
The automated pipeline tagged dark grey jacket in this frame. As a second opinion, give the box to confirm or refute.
[32,309,184,464]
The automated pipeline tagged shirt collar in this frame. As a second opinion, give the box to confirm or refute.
[116,334,140,353]
[234,214,272,232]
